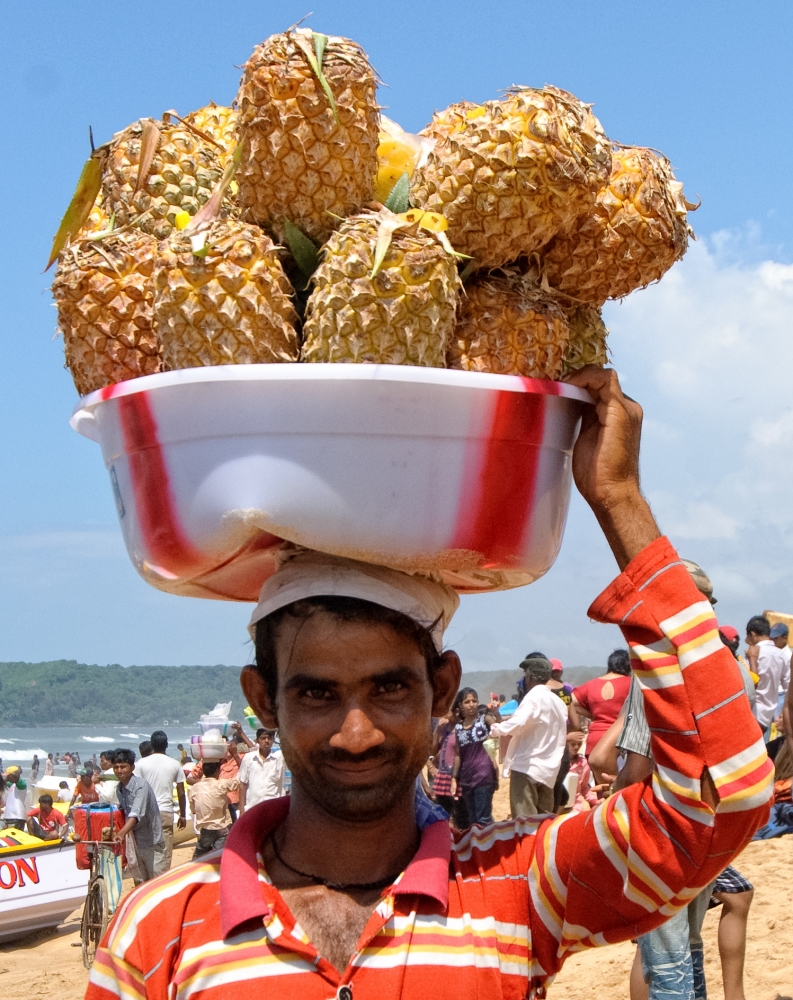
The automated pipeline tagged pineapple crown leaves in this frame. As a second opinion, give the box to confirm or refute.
[134,119,162,195]
[45,140,107,271]
[284,219,319,279]
[292,31,340,124]
[369,207,470,279]
[383,172,410,214]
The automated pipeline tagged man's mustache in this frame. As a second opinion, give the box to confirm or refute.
[314,745,403,766]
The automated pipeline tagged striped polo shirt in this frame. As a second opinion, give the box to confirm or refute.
[86,537,773,1000]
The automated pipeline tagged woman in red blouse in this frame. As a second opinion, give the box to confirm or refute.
[570,649,631,757]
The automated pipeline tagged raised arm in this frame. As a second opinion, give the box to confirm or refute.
[521,369,774,990]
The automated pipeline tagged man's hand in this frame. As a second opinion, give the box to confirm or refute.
[564,367,660,570]
[177,816,187,830]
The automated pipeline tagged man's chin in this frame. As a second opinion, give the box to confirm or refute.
[301,775,414,823]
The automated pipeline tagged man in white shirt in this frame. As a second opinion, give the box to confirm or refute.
[238,728,286,813]
[490,658,568,818]
[135,731,187,873]
[2,766,29,830]
[96,750,120,805]
[746,615,789,738]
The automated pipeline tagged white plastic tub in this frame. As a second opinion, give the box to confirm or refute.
[71,364,591,598]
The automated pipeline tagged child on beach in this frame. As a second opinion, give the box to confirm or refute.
[188,761,238,858]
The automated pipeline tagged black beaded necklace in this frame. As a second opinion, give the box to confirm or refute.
[267,833,401,893]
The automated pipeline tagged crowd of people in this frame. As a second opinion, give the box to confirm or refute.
[420,571,792,1000]
[0,721,288,883]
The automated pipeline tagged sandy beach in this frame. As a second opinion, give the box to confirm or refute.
[2,801,791,1000]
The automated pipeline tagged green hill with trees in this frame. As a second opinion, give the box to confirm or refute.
[0,660,603,725]
[0,660,245,725]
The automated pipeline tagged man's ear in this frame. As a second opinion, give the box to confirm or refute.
[240,665,278,730]
[431,650,462,717]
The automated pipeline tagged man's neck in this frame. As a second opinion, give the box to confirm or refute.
[274,782,421,888]
[258,748,271,759]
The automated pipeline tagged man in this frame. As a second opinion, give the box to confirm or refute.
[489,657,567,817]
[27,793,68,840]
[138,740,153,759]
[238,727,286,814]
[112,749,164,884]
[745,615,788,738]
[1,766,29,830]
[188,761,239,858]
[770,622,791,722]
[44,753,54,777]
[30,755,40,782]
[96,750,120,805]
[187,725,246,821]
[69,768,100,810]
[87,369,773,1000]
[135,731,186,872]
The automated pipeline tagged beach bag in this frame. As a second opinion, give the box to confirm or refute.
[73,803,126,870]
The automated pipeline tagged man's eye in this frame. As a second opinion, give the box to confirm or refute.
[302,687,331,700]
[378,682,405,694]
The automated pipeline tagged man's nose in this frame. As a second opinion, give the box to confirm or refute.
[330,708,386,755]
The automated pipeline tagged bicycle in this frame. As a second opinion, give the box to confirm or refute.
[78,839,122,969]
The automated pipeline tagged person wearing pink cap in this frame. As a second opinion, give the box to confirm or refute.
[547,657,574,707]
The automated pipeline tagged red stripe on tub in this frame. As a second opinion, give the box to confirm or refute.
[451,387,546,567]
[117,391,206,576]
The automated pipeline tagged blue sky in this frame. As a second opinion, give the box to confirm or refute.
[3,1,793,671]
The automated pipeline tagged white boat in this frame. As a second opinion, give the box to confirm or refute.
[0,828,89,944]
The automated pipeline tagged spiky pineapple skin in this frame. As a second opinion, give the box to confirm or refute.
[236,29,379,244]
[102,119,225,240]
[562,304,609,374]
[301,214,461,367]
[185,103,238,168]
[447,272,570,379]
[52,231,160,396]
[412,87,612,268]
[543,147,693,304]
[153,219,299,369]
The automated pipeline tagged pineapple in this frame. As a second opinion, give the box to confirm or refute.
[52,230,160,396]
[153,219,299,369]
[542,146,696,304]
[411,87,612,268]
[185,103,239,169]
[236,28,379,244]
[301,209,462,367]
[447,270,570,379]
[562,303,609,374]
[101,118,226,240]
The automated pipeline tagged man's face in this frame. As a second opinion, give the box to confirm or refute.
[256,732,274,756]
[113,761,134,784]
[246,611,458,823]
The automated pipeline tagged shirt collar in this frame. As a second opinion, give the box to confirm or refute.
[219,798,451,939]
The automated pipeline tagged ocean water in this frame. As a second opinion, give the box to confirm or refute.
[0,724,202,776]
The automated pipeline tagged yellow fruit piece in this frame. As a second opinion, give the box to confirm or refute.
[375,136,419,202]
[236,28,379,244]
[52,231,161,396]
[174,210,191,230]
[542,146,696,304]
[154,219,299,369]
[301,211,462,367]
[413,87,611,268]
[447,270,569,379]
[418,212,448,233]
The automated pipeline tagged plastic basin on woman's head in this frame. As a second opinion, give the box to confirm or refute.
[71,363,592,600]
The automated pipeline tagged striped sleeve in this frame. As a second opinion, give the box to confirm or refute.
[525,537,774,990]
